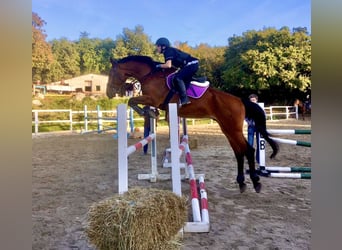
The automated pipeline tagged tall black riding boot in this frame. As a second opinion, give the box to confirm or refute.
[174,78,191,106]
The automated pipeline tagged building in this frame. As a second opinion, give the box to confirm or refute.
[47,74,109,95]
[33,74,141,97]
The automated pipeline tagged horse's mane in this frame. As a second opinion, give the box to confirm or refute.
[118,55,158,68]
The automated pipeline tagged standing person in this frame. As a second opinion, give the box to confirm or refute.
[245,94,260,163]
[155,37,199,106]
[142,105,159,155]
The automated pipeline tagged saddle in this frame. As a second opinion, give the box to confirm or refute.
[166,72,209,99]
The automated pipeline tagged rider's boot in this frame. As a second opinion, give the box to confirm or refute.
[174,78,191,106]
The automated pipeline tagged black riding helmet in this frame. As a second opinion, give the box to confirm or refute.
[155,37,170,47]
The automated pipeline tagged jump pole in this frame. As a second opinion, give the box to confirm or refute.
[257,131,311,179]
[267,129,311,147]
[269,137,311,147]
[267,129,311,135]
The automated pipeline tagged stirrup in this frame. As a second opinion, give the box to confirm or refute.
[179,99,191,107]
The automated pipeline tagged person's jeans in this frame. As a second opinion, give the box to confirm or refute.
[247,125,259,164]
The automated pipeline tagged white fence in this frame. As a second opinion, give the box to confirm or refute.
[31,106,118,135]
[264,105,298,120]
[32,105,298,135]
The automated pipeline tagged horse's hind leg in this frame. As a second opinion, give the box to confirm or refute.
[235,151,247,193]
[220,129,249,193]
[225,131,261,193]
[245,143,261,193]
[234,142,261,193]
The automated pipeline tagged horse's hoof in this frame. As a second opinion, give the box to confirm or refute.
[254,182,262,193]
[239,183,247,193]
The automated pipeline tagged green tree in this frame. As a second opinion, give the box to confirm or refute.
[77,33,104,74]
[50,38,80,80]
[32,12,54,83]
[221,27,311,98]
[162,42,225,87]
[96,38,116,74]
[193,44,225,88]
[111,25,160,60]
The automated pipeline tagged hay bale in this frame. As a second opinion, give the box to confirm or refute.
[86,188,188,250]
[189,138,198,149]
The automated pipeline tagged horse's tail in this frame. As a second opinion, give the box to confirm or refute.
[242,99,279,158]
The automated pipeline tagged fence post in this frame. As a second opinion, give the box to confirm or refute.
[97,105,103,133]
[69,109,73,132]
[84,105,88,132]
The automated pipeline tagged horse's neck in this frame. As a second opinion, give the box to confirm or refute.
[123,62,176,82]
[126,63,151,80]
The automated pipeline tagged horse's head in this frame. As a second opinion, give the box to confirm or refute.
[106,58,127,98]
[106,56,156,98]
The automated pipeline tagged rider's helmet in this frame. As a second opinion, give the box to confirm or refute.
[155,37,171,47]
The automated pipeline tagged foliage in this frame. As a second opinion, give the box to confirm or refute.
[176,42,226,87]
[50,38,80,81]
[111,25,162,61]
[32,12,54,83]
[221,27,311,102]
[76,33,115,75]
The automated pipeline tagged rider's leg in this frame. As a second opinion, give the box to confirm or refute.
[174,77,191,106]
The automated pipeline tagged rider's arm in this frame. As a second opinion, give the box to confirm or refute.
[159,59,172,69]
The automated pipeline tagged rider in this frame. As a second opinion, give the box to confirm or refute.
[155,37,199,106]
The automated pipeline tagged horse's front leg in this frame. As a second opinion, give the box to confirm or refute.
[128,96,158,118]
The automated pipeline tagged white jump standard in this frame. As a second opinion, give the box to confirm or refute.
[117,104,158,194]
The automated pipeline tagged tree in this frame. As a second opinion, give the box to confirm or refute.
[221,27,311,103]
[32,12,54,83]
[50,38,80,80]
[166,42,225,87]
[193,44,225,88]
[76,35,115,75]
[111,25,160,61]
[96,38,116,74]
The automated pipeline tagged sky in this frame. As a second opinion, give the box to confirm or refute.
[32,0,311,47]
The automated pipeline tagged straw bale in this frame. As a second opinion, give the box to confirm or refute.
[86,188,188,250]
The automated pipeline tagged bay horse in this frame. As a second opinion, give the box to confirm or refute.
[106,55,279,193]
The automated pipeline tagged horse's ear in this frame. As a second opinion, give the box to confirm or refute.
[110,57,117,66]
